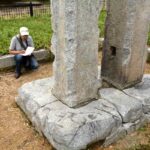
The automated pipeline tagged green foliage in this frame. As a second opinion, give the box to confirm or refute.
[137,125,147,132]
[0,15,52,55]
[98,9,107,37]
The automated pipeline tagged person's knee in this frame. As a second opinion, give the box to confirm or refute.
[15,54,23,62]
[31,62,39,69]
[30,56,39,69]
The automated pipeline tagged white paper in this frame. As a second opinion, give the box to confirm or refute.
[21,47,34,56]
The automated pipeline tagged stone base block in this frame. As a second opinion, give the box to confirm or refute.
[16,75,150,150]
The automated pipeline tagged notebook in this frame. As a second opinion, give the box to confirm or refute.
[21,47,34,56]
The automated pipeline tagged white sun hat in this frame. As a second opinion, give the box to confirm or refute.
[20,27,29,36]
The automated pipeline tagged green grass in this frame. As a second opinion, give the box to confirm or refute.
[128,144,150,150]
[0,15,52,55]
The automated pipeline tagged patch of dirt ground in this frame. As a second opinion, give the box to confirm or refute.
[0,61,150,150]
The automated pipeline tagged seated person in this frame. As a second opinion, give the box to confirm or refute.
[9,27,38,79]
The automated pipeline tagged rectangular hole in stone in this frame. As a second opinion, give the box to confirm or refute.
[110,46,116,56]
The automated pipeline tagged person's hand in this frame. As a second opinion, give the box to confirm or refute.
[19,50,25,54]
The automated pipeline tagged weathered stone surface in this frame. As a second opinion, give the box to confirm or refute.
[103,126,126,147]
[101,0,150,89]
[51,0,103,107]
[124,74,150,113]
[16,75,150,150]
[123,115,148,134]
[43,100,121,150]
[146,114,150,122]
[99,88,143,123]
[16,77,57,123]
[16,77,122,150]
[16,78,120,149]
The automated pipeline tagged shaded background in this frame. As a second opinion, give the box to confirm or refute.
[0,0,49,4]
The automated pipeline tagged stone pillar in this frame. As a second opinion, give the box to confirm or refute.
[101,0,150,89]
[51,0,102,107]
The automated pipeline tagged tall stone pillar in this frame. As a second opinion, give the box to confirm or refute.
[51,0,102,107]
[101,0,150,89]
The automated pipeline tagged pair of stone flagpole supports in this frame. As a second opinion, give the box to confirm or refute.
[16,1,150,149]
[51,0,150,108]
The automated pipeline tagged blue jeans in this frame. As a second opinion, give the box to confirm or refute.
[14,54,38,74]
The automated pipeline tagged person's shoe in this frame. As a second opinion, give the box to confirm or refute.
[15,73,21,79]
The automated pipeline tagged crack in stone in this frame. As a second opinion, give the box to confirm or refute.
[43,113,49,129]
[56,114,67,123]
[31,100,59,130]
[46,121,86,149]
[101,103,121,121]
[121,90,146,114]
[45,121,71,148]
[68,121,86,146]
[34,99,65,129]
[94,107,120,122]
[40,99,59,108]
[48,130,69,148]
[121,90,142,102]
[100,98,124,123]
